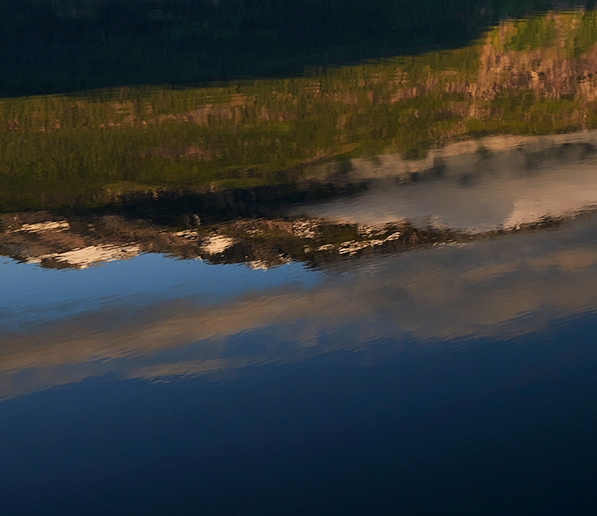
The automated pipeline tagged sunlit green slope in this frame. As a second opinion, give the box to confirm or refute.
[2,10,597,211]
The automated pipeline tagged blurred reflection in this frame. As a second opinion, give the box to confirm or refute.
[4,4,597,515]
[5,10,597,212]
[2,130,596,269]
[2,210,597,399]
[295,131,597,231]
[0,0,576,96]
[3,6,597,403]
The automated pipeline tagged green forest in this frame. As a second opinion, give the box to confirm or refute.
[2,6,597,212]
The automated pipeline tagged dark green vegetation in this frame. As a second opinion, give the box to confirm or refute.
[3,7,597,214]
[0,0,568,97]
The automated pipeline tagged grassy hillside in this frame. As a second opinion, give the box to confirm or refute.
[2,9,597,211]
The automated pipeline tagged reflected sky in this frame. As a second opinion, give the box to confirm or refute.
[4,4,597,514]
[294,132,597,231]
[3,220,597,513]
[2,210,597,401]
[0,255,319,329]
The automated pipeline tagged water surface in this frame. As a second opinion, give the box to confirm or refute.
[3,3,597,514]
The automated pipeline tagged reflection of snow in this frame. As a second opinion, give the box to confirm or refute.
[200,235,236,255]
[248,255,291,270]
[174,230,199,239]
[292,220,318,238]
[248,260,271,270]
[317,232,401,255]
[338,239,385,255]
[11,221,70,233]
[317,244,335,252]
[27,244,139,269]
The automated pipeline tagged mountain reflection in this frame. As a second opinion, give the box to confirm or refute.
[6,4,597,515]
[2,130,597,270]
[4,9,597,214]
[2,212,597,400]
[4,5,597,400]
[1,0,582,96]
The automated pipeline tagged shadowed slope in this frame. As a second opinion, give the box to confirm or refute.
[0,0,578,96]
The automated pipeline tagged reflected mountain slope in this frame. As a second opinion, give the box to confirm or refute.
[2,210,597,400]
[3,4,597,402]
[0,0,580,97]
[4,10,597,214]
[1,130,596,270]
[5,4,597,514]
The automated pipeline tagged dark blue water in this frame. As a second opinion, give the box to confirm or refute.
[3,214,597,514]
[2,314,597,514]
[4,2,597,514]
